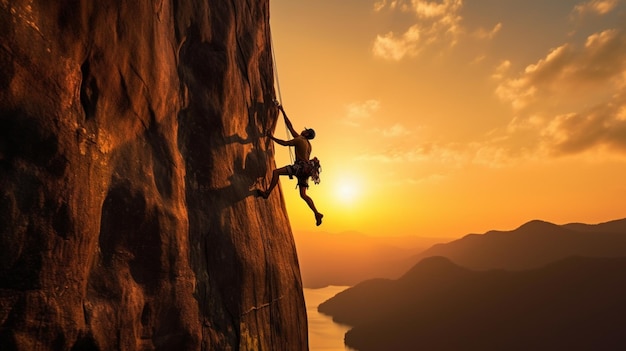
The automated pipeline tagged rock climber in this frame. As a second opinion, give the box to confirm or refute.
[257,104,324,226]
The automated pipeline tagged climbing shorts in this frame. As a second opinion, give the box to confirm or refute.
[287,162,310,188]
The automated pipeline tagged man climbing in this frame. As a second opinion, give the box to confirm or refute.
[257,104,324,226]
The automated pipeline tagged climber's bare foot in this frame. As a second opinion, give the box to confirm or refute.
[315,213,324,226]
[255,189,269,199]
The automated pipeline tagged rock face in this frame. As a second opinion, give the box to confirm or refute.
[0,1,307,350]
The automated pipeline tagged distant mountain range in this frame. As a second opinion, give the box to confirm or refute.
[410,218,626,270]
[318,217,626,350]
[293,231,444,288]
[296,218,626,288]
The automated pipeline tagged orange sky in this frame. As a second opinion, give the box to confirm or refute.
[269,0,626,238]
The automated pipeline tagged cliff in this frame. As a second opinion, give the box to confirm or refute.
[0,1,307,350]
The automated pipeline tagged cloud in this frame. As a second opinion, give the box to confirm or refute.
[491,59,511,79]
[374,0,401,12]
[372,0,464,61]
[357,140,512,168]
[541,92,626,155]
[494,25,626,156]
[366,25,626,167]
[378,123,412,137]
[495,27,626,110]
[572,0,619,18]
[473,22,503,40]
[357,143,463,164]
[470,54,486,65]
[373,25,422,61]
[412,0,460,18]
[343,100,381,126]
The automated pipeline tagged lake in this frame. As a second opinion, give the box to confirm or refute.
[303,286,356,351]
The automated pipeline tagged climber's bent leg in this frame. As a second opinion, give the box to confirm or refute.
[258,166,290,199]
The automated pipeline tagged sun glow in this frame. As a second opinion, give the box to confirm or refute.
[328,167,365,210]
[334,178,361,205]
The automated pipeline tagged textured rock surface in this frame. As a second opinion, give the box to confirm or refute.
[0,1,307,350]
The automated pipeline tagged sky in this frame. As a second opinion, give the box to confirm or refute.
[269,0,626,239]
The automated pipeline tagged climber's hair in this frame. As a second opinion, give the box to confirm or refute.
[304,128,315,140]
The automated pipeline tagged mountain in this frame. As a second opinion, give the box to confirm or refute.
[410,218,626,270]
[319,256,626,351]
[0,1,306,350]
[293,230,444,288]
[563,217,626,233]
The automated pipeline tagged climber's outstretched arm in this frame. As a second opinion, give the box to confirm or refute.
[268,133,293,147]
[279,105,299,138]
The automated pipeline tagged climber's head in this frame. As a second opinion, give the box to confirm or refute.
[302,128,316,140]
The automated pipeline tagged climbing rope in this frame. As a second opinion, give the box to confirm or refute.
[270,28,283,106]
[269,27,295,164]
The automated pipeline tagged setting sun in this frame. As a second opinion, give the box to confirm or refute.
[334,179,359,204]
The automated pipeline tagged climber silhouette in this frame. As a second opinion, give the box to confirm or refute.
[257,104,324,226]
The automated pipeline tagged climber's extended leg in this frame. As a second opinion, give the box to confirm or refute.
[299,186,323,226]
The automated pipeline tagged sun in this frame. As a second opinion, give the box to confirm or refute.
[334,179,359,204]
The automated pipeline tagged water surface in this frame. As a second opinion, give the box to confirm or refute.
[304,286,355,351]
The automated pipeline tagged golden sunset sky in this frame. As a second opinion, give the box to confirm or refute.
[269,0,626,238]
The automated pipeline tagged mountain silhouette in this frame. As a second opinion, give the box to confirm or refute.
[319,256,626,351]
[410,218,626,270]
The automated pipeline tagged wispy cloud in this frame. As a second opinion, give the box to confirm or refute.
[343,99,381,127]
[342,101,413,140]
[379,123,412,137]
[496,28,626,109]
[372,0,464,60]
[491,60,511,79]
[357,140,514,169]
[373,25,422,61]
[373,0,401,12]
[472,22,502,40]
[495,25,626,156]
[372,0,500,61]
[541,92,626,155]
[572,0,619,18]
[357,143,460,164]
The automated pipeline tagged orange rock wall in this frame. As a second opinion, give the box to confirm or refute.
[0,1,307,350]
